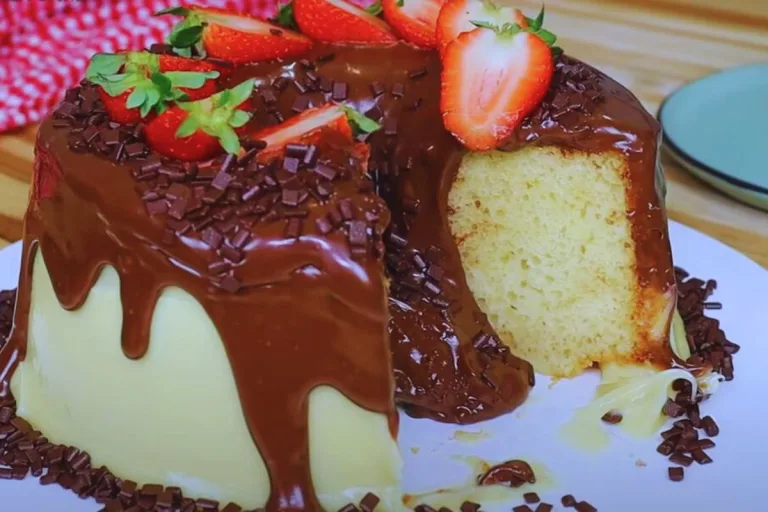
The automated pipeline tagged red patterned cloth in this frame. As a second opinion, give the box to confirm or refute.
[0,0,291,132]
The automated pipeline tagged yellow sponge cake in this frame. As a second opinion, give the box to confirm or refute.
[448,58,676,377]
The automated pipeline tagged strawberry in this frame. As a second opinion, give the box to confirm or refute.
[382,0,443,48]
[158,55,225,100]
[436,1,550,55]
[86,51,219,124]
[293,0,398,44]
[250,104,380,160]
[96,89,143,125]
[440,23,556,151]
[144,80,255,161]
[155,6,313,64]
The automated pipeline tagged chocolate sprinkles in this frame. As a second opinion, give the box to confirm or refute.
[655,268,738,478]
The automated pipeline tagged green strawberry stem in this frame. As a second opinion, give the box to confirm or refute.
[341,106,381,135]
[470,5,559,49]
[175,79,256,155]
[271,2,299,30]
[154,6,208,57]
[365,1,383,16]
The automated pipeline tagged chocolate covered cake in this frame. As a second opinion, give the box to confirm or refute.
[0,1,709,510]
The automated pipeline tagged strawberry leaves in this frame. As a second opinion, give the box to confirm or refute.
[155,6,207,57]
[529,5,545,30]
[85,51,219,119]
[176,79,256,155]
[366,1,383,15]
[471,6,559,50]
[341,106,381,135]
[87,53,127,77]
[175,117,201,138]
[154,6,190,16]
[229,110,251,128]
[164,71,220,89]
[272,1,299,29]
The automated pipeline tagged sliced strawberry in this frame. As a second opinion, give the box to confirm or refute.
[293,0,398,44]
[251,105,353,159]
[436,0,538,54]
[382,0,443,48]
[144,80,255,161]
[86,51,220,124]
[440,26,555,151]
[156,5,313,64]
[250,104,381,160]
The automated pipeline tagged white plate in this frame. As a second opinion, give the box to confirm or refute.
[0,221,767,511]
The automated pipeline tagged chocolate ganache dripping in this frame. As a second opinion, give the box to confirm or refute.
[9,126,395,511]
[0,42,673,510]
[232,45,536,424]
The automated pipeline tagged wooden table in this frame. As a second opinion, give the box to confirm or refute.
[1,0,767,267]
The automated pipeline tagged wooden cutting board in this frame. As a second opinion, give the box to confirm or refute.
[1,0,767,268]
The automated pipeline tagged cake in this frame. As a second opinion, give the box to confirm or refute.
[448,58,676,378]
[0,1,684,510]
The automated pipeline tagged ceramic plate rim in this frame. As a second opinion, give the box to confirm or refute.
[657,63,768,197]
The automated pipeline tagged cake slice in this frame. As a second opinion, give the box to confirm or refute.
[447,57,676,378]
[3,80,402,509]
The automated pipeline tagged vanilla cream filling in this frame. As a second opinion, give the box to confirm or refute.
[11,252,403,510]
[559,365,697,451]
[560,307,724,451]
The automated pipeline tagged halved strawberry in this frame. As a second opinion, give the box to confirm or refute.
[86,51,219,124]
[293,0,398,44]
[440,25,555,151]
[156,5,313,64]
[382,0,443,48]
[144,80,255,161]
[436,0,546,55]
[251,105,353,159]
[250,104,380,160]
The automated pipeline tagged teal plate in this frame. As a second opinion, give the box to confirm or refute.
[658,63,768,211]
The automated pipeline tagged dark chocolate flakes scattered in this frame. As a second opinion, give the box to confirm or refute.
[600,410,622,424]
[654,268,737,478]
[668,466,684,482]
[55,84,387,297]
